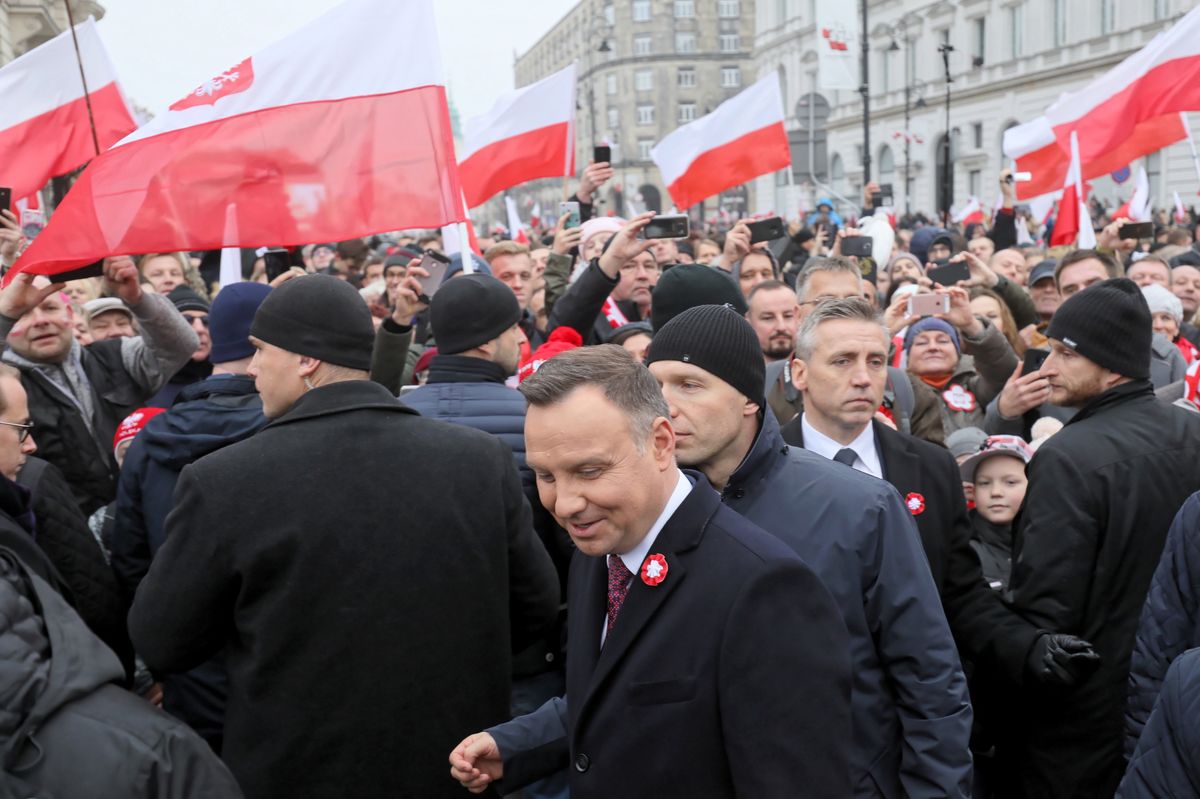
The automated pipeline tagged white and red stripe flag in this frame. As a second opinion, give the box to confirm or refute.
[1003,6,1200,200]
[12,0,465,282]
[1049,132,1096,249]
[952,197,983,226]
[0,18,135,202]
[651,74,791,210]
[458,63,577,208]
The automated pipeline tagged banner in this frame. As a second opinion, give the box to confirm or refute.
[815,0,859,91]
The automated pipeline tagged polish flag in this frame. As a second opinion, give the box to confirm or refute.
[505,196,529,245]
[1113,167,1152,222]
[1003,7,1200,200]
[1049,132,1096,248]
[651,74,790,210]
[1174,191,1187,223]
[0,18,135,201]
[952,197,984,226]
[458,63,576,209]
[12,0,465,283]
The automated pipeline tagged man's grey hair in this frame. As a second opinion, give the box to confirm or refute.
[795,256,864,303]
[519,345,669,450]
[794,297,890,361]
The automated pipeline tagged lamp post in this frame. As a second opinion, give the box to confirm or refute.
[888,18,925,216]
[939,42,954,225]
[859,0,871,184]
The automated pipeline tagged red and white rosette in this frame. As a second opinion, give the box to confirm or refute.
[942,384,978,413]
[905,492,926,516]
[641,553,669,586]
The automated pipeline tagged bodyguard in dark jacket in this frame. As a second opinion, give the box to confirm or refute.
[993,279,1200,797]
[129,276,560,799]
[0,546,241,798]
[1118,647,1200,799]
[1125,491,1200,755]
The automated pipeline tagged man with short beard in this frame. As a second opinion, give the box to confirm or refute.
[0,259,197,514]
[745,280,799,364]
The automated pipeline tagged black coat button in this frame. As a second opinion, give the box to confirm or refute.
[574,753,591,773]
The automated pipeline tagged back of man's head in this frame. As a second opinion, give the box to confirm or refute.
[649,264,746,331]
[210,282,272,368]
[429,274,522,356]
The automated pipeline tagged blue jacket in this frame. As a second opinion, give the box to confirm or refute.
[723,412,974,798]
[1119,647,1200,798]
[1126,491,1200,756]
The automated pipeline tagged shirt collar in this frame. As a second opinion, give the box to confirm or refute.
[800,413,883,479]
[609,469,690,576]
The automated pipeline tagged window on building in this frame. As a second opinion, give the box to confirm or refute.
[679,103,697,122]
[879,146,895,186]
[634,35,653,55]
[969,169,982,197]
[907,42,918,81]
[678,67,697,88]
[973,123,983,148]
[1154,0,1169,20]
[604,3,615,25]
[607,74,618,95]
[637,105,655,125]
[719,34,740,52]
[635,69,654,91]
[1008,4,1024,59]
[972,17,985,63]
[1053,0,1066,46]
[676,32,697,53]
[610,142,622,164]
[608,107,619,128]
[633,0,651,22]
[854,144,863,167]
[638,139,655,161]
[719,0,741,17]
[831,153,845,190]
[721,66,741,87]
[675,0,696,18]
[1100,0,1115,34]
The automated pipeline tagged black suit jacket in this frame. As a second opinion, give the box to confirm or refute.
[779,417,1040,672]
[490,474,852,798]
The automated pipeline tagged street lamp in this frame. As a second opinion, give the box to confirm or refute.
[939,42,954,225]
[889,23,927,217]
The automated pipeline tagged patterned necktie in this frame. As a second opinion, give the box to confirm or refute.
[606,556,635,634]
[833,448,858,468]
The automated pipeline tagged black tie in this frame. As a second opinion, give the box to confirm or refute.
[833,448,858,468]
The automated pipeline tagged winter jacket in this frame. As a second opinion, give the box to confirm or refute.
[1151,331,1187,387]
[724,412,973,797]
[128,379,560,799]
[0,546,241,798]
[992,380,1200,797]
[1118,647,1200,799]
[911,320,1017,440]
[17,457,132,678]
[0,292,198,514]
[111,373,267,751]
[1125,491,1200,756]
[547,259,644,343]
[967,512,1012,593]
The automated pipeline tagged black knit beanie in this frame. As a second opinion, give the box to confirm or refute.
[249,274,375,370]
[650,263,748,332]
[1046,277,1151,379]
[645,304,765,407]
[431,274,522,354]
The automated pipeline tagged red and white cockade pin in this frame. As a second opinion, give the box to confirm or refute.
[905,492,926,516]
[641,554,669,586]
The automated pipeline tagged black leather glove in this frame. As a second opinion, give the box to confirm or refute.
[1026,633,1101,686]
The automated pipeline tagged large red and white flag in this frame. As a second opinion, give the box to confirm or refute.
[1003,6,1200,200]
[651,74,790,210]
[13,0,464,282]
[458,63,576,209]
[0,18,135,202]
[1049,133,1096,249]
[952,197,983,226]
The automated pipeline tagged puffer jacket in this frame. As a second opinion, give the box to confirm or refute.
[1125,491,1200,756]
[0,546,241,798]
[1118,647,1200,799]
[909,320,1017,440]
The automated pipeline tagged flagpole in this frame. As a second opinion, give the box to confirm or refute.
[1179,112,1200,187]
[63,1,102,156]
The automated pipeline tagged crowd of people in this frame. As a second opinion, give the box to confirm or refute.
[2,157,1200,799]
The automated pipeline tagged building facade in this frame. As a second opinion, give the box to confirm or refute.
[753,0,1196,222]
[0,1,106,65]
[506,0,757,227]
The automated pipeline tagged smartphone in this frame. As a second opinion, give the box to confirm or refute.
[1118,221,1154,239]
[641,214,690,240]
[1023,348,1050,375]
[872,183,894,210]
[908,293,951,317]
[560,201,581,230]
[20,209,44,240]
[747,216,785,244]
[1006,172,1033,184]
[263,248,292,282]
[593,145,611,164]
[413,251,451,302]
[841,235,874,257]
[927,261,970,286]
[0,187,10,215]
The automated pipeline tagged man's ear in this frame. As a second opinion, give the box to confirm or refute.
[650,415,675,470]
[298,355,322,379]
[790,357,809,392]
[743,400,760,418]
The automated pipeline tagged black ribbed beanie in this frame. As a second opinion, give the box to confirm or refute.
[1046,277,1150,379]
[645,304,765,406]
[650,263,748,332]
[249,273,375,370]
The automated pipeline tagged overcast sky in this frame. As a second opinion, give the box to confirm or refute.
[97,0,575,122]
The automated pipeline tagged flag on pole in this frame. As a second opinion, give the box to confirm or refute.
[12,0,465,282]
[504,196,529,244]
[1175,191,1187,223]
[0,18,136,201]
[1113,167,1152,222]
[1050,132,1096,248]
[952,197,984,226]
[814,0,859,90]
[651,74,790,210]
[458,63,577,208]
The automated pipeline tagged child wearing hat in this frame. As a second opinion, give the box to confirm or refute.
[959,434,1034,592]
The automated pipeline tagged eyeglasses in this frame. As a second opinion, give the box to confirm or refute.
[0,420,34,443]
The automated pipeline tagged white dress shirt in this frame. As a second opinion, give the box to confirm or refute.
[601,469,690,645]
[800,413,884,480]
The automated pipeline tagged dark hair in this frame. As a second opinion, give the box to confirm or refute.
[519,345,669,449]
[1055,248,1120,287]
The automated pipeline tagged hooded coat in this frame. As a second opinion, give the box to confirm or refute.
[1118,647,1200,799]
[0,546,241,798]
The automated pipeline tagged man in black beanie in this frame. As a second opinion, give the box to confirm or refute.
[644,305,974,796]
[989,277,1200,797]
[128,273,559,799]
